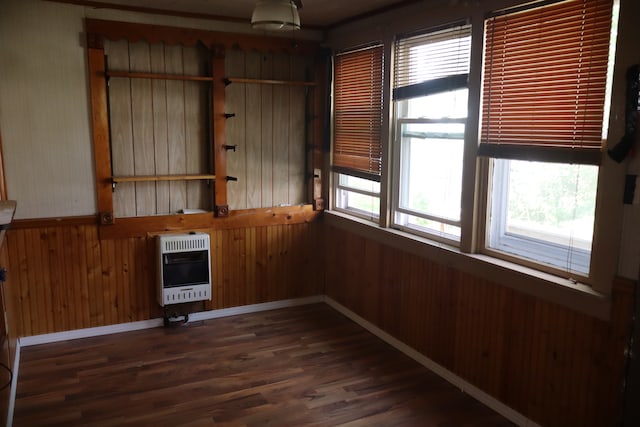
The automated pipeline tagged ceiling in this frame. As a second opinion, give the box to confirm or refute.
[56,0,417,28]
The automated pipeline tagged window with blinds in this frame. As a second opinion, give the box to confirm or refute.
[391,23,472,242]
[479,0,614,165]
[333,45,384,180]
[481,0,617,277]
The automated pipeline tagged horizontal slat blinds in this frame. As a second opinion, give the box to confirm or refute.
[394,24,471,100]
[480,0,613,163]
[333,45,384,179]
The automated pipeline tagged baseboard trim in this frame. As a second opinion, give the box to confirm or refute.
[323,297,542,427]
[19,318,165,347]
[188,296,324,322]
[6,340,20,427]
[18,296,325,347]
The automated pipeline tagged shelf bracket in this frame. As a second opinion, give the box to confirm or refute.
[224,145,237,152]
[226,176,238,182]
[224,113,236,119]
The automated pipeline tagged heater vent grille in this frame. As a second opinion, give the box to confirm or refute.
[162,235,209,253]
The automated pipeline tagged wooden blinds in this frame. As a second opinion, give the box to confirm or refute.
[480,0,613,164]
[393,24,471,100]
[333,45,384,179]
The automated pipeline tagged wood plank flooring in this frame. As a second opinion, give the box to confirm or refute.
[14,304,514,426]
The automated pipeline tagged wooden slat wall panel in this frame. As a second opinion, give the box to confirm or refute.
[105,41,211,217]
[5,220,322,337]
[107,40,136,218]
[224,49,312,211]
[324,225,634,427]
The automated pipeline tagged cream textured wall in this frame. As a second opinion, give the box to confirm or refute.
[0,0,95,219]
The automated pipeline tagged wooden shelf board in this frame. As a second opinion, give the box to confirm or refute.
[107,71,214,82]
[112,174,216,183]
[227,77,316,87]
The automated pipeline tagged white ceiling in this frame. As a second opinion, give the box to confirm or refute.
[72,0,414,28]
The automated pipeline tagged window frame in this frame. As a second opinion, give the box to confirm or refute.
[328,0,622,300]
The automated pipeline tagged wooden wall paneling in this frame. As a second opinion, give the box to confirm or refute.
[129,42,156,216]
[261,53,274,208]
[150,43,170,215]
[244,226,256,304]
[101,236,118,325]
[323,225,634,427]
[289,55,308,205]
[272,54,291,207]
[253,225,267,302]
[183,45,210,212]
[107,40,137,218]
[84,224,104,327]
[165,44,188,214]
[225,48,247,211]
[208,229,223,310]
[6,233,25,337]
[77,226,91,329]
[245,51,263,209]
[45,227,65,333]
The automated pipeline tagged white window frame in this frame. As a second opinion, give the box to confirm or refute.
[392,117,466,244]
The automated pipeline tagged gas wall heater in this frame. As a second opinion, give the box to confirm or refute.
[157,233,211,307]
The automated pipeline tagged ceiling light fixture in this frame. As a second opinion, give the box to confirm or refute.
[251,0,301,31]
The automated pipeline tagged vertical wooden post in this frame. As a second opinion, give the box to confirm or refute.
[211,45,228,217]
[311,52,328,211]
[87,33,114,224]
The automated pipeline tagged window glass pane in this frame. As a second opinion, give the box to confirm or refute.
[396,212,461,239]
[488,160,597,274]
[335,173,380,219]
[397,122,464,223]
[339,174,381,193]
[398,88,468,119]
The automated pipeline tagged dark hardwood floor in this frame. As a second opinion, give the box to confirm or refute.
[14,304,514,426]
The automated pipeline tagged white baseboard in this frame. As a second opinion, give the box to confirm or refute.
[19,318,165,347]
[323,297,542,427]
[188,296,324,322]
[18,296,325,347]
[6,339,20,427]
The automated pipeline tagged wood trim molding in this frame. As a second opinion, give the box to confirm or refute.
[87,45,113,216]
[100,205,322,239]
[11,215,97,229]
[49,0,325,31]
[85,19,321,53]
[212,45,228,217]
[9,205,321,236]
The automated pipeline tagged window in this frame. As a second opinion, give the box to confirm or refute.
[332,45,384,220]
[392,24,472,241]
[480,0,615,277]
[329,0,620,293]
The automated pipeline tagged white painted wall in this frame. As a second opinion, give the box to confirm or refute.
[0,0,94,219]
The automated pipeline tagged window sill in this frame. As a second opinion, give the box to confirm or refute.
[324,210,611,320]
